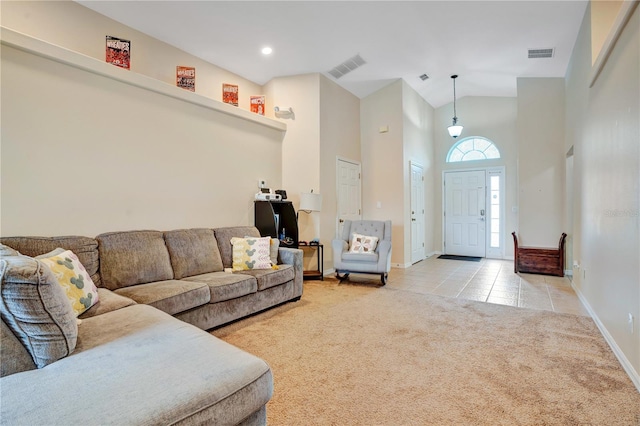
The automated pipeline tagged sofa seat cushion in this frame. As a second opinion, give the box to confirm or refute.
[164,228,224,279]
[97,230,174,290]
[0,305,273,425]
[183,272,257,303]
[114,280,210,315]
[236,264,294,291]
[341,252,379,263]
[79,288,136,319]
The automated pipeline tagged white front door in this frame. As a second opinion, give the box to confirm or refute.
[336,158,361,237]
[444,170,486,257]
[410,162,425,263]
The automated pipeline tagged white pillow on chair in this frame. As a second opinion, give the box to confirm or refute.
[349,233,379,253]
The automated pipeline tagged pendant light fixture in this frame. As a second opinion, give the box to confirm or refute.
[447,74,463,138]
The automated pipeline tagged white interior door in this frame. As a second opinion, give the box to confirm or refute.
[336,158,361,237]
[410,162,425,263]
[444,170,486,257]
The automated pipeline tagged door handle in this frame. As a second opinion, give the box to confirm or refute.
[339,219,344,223]
[480,209,485,216]
[412,218,416,221]
[478,217,485,221]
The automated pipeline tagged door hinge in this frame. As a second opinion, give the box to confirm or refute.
[422,243,424,247]
[422,176,424,181]
[358,173,361,179]
[359,209,361,215]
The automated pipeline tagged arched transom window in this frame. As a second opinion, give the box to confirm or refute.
[446,137,500,163]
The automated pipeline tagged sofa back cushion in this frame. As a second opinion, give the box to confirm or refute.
[0,256,78,369]
[0,236,101,287]
[97,231,174,290]
[214,227,261,269]
[163,229,223,279]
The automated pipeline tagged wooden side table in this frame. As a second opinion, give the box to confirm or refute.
[300,244,324,280]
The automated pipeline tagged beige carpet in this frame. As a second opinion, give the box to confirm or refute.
[213,280,640,425]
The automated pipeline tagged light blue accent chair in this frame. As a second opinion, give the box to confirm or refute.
[332,220,392,285]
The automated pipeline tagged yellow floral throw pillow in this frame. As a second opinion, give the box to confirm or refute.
[231,237,273,271]
[39,250,100,316]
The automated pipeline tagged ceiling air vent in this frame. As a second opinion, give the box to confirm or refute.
[419,74,429,81]
[328,54,366,79]
[528,48,554,59]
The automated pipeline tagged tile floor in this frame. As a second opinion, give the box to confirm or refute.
[343,256,589,317]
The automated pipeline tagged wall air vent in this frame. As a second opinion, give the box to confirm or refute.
[328,54,366,79]
[528,48,554,59]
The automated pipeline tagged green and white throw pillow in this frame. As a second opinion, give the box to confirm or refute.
[231,237,273,271]
[39,250,100,317]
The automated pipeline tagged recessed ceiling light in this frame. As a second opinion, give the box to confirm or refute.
[261,47,273,55]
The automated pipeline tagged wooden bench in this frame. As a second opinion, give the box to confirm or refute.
[512,232,567,277]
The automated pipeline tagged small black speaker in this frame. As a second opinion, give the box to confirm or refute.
[275,190,287,200]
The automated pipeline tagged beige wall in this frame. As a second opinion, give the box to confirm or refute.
[402,81,436,259]
[319,75,361,272]
[1,44,284,236]
[517,78,566,247]
[0,1,264,110]
[265,73,360,274]
[434,96,518,258]
[360,79,435,267]
[590,0,623,65]
[264,73,321,220]
[1,0,284,237]
[361,80,406,265]
[566,3,639,381]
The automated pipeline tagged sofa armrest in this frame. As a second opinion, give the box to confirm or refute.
[278,247,303,298]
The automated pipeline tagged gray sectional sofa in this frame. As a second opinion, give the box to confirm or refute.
[0,226,303,425]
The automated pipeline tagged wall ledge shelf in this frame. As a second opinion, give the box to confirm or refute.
[589,0,639,88]
[0,26,287,133]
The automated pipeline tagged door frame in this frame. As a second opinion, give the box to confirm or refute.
[410,161,425,264]
[442,166,505,258]
[335,156,362,238]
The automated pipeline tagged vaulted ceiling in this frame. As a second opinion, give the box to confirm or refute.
[78,1,589,108]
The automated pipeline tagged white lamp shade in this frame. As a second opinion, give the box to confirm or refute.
[299,192,322,212]
[448,124,464,138]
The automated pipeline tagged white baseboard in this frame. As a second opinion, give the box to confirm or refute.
[323,268,335,277]
[564,269,573,277]
[571,283,640,392]
[391,262,412,269]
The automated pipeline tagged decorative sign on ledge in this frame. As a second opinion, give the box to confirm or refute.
[0,26,287,132]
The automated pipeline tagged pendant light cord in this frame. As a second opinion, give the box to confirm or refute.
[452,75,458,121]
